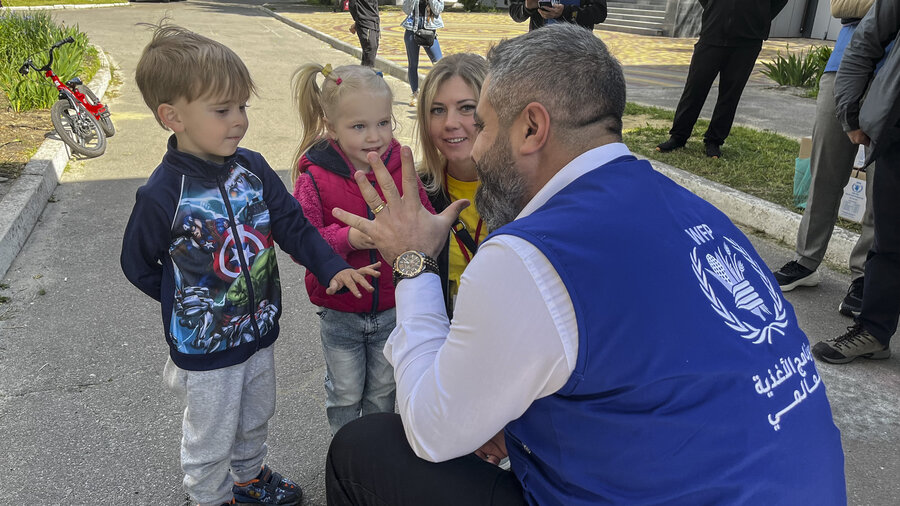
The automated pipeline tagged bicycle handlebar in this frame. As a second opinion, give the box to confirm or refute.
[52,36,75,49]
[20,37,76,74]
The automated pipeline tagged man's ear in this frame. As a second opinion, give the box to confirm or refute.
[518,102,551,156]
[157,103,183,133]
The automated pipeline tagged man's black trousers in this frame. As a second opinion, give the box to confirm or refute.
[860,137,900,346]
[355,25,379,67]
[325,413,527,505]
[669,41,762,146]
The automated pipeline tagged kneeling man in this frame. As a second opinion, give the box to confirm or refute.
[326,23,847,506]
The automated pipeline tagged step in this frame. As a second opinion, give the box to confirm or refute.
[599,22,664,36]
[608,0,668,9]
[604,17,666,30]
[607,11,666,23]
[608,5,667,16]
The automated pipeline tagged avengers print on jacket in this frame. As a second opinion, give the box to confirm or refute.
[122,136,350,371]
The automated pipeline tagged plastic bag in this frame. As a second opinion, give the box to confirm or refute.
[793,157,811,209]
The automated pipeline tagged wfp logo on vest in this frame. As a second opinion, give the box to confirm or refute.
[686,224,788,344]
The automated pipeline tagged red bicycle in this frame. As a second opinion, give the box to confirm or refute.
[18,36,114,158]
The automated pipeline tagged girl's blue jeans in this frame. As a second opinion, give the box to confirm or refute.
[404,29,442,93]
[316,306,397,435]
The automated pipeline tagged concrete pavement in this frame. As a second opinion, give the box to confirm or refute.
[0,1,897,505]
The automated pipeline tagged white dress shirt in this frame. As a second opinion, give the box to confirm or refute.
[384,142,633,462]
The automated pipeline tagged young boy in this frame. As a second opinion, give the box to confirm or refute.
[121,25,378,506]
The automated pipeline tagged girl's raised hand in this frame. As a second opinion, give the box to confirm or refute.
[326,262,382,297]
[348,227,377,250]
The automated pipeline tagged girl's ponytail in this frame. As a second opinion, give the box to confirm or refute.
[291,63,327,183]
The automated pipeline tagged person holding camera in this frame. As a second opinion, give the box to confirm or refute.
[508,0,607,32]
[402,0,444,107]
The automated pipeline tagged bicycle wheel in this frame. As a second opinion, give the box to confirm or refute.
[50,99,107,158]
[77,85,115,137]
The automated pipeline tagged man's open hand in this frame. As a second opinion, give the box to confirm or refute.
[331,146,469,265]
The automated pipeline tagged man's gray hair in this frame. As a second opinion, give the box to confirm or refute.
[486,23,625,138]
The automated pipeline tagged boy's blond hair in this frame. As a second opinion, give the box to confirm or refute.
[135,24,257,129]
[290,64,393,183]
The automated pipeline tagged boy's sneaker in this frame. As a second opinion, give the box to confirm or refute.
[839,276,864,317]
[812,323,891,364]
[772,260,820,292]
[233,465,302,505]
[409,91,418,107]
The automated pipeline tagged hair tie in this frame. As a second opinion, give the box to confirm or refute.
[321,64,342,85]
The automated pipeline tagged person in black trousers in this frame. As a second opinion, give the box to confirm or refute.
[818,0,900,364]
[657,0,788,158]
[349,0,380,67]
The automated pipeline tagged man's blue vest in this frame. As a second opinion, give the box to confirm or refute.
[491,156,846,505]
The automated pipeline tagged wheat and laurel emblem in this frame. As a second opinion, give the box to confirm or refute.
[691,237,788,344]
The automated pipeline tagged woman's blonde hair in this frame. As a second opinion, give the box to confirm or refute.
[290,64,392,182]
[415,53,487,194]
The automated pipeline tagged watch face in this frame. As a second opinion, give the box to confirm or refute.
[397,251,424,276]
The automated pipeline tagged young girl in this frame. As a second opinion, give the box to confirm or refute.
[290,63,435,435]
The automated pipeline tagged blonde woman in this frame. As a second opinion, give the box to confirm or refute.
[415,53,487,316]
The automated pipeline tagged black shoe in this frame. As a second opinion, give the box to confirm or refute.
[812,323,891,364]
[656,137,686,152]
[772,260,820,292]
[839,276,864,317]
[705,142,722,158]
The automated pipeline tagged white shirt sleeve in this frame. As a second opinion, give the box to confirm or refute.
[384,235,578,462]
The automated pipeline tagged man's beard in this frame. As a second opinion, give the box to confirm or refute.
[474,134,529,232]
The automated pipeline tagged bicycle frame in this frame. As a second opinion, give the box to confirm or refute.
[47,70,108,120]
[20,37,109,123]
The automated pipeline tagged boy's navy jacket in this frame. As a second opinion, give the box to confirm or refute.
[121,136,350,371]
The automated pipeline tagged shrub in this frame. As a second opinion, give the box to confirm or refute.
[761,44,833,90]
[0,11,94,112]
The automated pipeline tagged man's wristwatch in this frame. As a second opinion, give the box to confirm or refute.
[392,250,440,286]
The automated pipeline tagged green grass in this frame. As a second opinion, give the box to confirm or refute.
[623,102,863,234]
[4,0,121,6]
[0,10,99,111]
[624,102,798,209]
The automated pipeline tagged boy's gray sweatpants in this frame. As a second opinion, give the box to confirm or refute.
[164,345,276,506]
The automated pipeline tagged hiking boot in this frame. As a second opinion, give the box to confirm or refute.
[839,276,864,317]
[656,137,685,152]
[705,142,722,158]
[772,260,820,292]
[233,465,302,505]
[812,323,891,364]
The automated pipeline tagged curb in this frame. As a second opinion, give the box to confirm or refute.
[0,2,129,11]
[645,157,860,269]
[259,6,861,272]
[0,46,112,280]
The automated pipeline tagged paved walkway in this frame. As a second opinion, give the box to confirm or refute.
[275,4,831,88]
[0,2,897,505]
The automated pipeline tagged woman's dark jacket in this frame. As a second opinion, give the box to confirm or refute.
[421,173,460,317]
[508,0,607,32]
